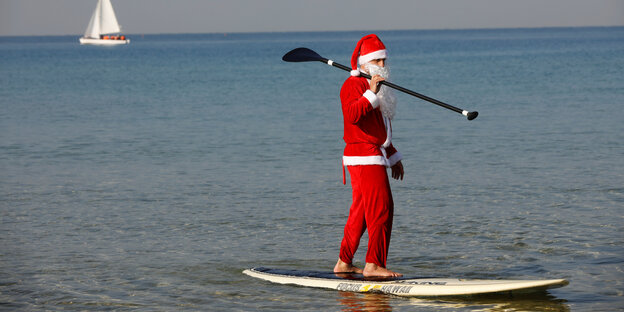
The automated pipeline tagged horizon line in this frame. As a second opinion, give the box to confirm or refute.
[1,24,623,38]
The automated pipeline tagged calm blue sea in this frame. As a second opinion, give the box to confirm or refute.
[1,27,623,311]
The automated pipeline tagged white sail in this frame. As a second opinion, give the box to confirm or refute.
[83,0,102,38]
[99,0,121,35]
[83,0,122,38]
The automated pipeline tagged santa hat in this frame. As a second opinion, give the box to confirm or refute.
[350,34,387,76]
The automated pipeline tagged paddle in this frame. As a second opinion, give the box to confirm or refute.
[282,47,478,120]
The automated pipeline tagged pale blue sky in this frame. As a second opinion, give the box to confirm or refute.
[1,0,623,36]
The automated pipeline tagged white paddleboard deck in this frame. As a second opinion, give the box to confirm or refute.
[243,267,568,297]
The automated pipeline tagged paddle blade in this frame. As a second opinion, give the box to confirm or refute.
[282,47,324,63]
[467,111,479,120]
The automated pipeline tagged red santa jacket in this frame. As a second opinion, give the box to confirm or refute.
[340,75,402,171]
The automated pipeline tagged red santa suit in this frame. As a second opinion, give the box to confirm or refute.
[339,34,402,268]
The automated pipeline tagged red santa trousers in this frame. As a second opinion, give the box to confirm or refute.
[339,164,394,267]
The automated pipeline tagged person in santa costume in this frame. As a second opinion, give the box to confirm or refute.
[334,34,404,277]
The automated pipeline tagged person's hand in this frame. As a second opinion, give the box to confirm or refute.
[370,75,385,94]
[391,160,404,180]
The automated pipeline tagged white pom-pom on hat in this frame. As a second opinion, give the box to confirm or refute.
[350,69,360,77]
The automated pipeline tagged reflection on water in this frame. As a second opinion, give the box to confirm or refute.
[338,291,393,312]
[338,291,569,312]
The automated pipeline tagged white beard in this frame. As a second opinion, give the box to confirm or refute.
[363,63,397,120]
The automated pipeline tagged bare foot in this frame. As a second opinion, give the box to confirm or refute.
[363,263,403,277]
[334,259,363,274]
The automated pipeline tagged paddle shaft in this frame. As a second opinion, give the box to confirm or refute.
[317,57,477,120]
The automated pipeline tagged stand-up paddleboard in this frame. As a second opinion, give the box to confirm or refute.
[243,267,568,297]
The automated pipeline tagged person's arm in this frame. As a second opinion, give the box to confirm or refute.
[341,76,384,124]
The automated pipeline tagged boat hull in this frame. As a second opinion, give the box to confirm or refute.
[79,37,130,45]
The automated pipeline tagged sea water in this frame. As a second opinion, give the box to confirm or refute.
[1,27,623,311]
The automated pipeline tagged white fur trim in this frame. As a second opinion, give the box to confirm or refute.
[387,151,403,167]
[343,155,388,167]
[350,69,360,76]
[363,90,379,108]
[358,50,387,65]
[343,152,402,168]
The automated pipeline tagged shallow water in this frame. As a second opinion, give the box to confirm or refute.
[1,27,623,311]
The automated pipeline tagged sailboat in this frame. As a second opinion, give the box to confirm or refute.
[79,0,130,45]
